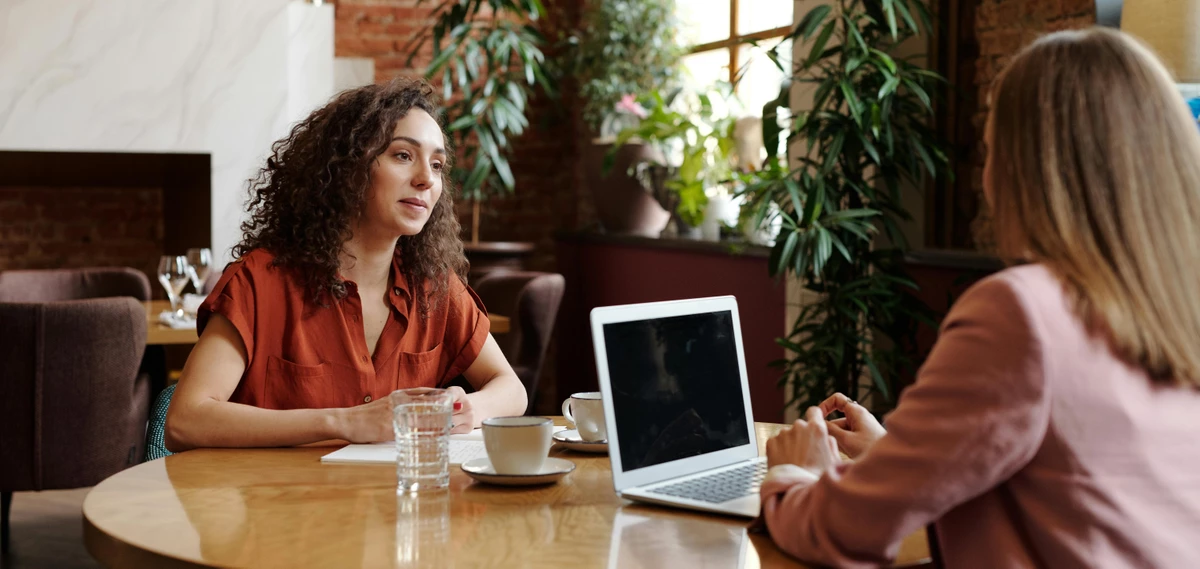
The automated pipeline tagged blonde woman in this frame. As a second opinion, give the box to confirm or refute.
[760,28,1200,567]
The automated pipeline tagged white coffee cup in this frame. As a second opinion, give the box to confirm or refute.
[482,416,554,475]
[561,392,607,442]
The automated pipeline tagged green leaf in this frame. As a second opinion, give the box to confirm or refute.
[840,81,863,124]
[806,20,838,67]
[904,77,933,110]
[793,5,832,40]
[447,115,475,131]
[864,353,889,399]
[882,0,899,39]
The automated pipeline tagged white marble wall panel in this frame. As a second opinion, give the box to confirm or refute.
[0,0,333,266]
[288,1,334,125]
[334,57,376,93]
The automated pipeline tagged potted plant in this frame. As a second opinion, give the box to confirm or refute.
[606,87,738,240]
[404,0,558,273]
[565,0,683,237]
[740,0,949,414]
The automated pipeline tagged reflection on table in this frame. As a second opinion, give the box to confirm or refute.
[82,422,930,568]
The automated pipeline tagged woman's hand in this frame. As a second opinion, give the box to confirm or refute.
[337,397,394,443]
[819,393,887,459]
[446,386,475,434]
[765,407,842,475]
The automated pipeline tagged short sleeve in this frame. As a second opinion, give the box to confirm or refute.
[439,275,490,384]
[197,260,257,362]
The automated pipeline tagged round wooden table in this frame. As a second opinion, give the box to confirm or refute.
[83,422,929,568]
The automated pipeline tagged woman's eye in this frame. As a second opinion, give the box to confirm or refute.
[396,151,411,161]
[432,162,444,171]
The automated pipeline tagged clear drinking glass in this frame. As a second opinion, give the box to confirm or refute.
[392,387,453,493]
[157,255,191,318]
[186,247,213,293]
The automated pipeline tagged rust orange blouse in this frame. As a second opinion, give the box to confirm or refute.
[196,248,489,410]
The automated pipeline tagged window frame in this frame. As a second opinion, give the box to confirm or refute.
[687,0,792,86]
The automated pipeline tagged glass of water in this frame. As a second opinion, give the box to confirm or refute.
[391,387,453,493]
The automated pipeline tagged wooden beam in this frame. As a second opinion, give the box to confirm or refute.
[689,25,792,54]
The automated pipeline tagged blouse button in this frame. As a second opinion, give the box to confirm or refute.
[351,314,359,323]
[364,395,372,403]
[361,355,369,363]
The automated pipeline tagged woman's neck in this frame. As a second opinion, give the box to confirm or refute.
[339,230,398,290]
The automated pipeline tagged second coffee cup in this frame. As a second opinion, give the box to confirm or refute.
[481,416,554,475]
[561,392,607,442]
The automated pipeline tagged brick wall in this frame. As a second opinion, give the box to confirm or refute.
[331,0,590,272]
[970,0,1096,244]
[0,187,164,283]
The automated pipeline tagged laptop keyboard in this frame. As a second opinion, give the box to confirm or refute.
[647,461,768,504]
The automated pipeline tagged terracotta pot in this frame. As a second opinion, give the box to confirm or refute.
[584,141,670,237]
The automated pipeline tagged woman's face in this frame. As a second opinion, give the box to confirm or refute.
[362,109,447,238]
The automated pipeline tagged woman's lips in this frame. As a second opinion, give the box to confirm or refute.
[399,198,428,210]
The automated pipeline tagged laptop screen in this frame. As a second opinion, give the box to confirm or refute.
[602,310,751,472]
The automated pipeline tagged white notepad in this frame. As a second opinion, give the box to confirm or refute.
[319,427,567,465]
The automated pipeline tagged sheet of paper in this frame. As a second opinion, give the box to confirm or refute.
[320,427,567,465]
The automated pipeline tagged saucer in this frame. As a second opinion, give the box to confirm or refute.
[552,429,608,453]
[460,457,575,486]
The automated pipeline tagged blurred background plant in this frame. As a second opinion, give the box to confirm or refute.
[606,86,739,231]
[564,0,684,138]
[404,0,558,243]
[740,0,949,415]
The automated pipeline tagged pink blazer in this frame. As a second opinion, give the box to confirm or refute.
[761,264,1200,568]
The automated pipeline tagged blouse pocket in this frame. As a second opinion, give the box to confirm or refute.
[267,356,331,379]
[265,356,333,409]
[398,343,445,387]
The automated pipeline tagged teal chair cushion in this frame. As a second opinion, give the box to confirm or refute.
[144,384,176,461]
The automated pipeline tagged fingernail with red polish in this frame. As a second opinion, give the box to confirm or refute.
[453,401,463,411]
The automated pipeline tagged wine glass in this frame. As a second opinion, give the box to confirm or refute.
[186,247,213,294]
[158,255,191,319]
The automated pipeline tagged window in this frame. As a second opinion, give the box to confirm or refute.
[677,0,794,116]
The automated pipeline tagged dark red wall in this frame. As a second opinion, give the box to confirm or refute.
[556,235,788,423]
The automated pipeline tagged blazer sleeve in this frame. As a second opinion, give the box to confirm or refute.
[760,276,1052,567]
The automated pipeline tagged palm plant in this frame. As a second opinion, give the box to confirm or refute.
[404,0,557,243]
[741,0,949,414]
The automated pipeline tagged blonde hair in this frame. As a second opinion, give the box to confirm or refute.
[987,28,1200,387]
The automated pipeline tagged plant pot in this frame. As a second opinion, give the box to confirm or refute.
[584,140,670,237]
[463,241,536,283]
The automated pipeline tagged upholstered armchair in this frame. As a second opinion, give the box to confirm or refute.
[0,268,152,553]
[0,267,151,302]
[471,272,566,414]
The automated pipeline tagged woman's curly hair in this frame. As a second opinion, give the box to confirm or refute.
[233,78,467,315]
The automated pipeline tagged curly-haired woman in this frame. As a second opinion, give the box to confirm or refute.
[164,79,527,451]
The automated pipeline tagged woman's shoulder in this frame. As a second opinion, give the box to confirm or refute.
[954,263,1080,343]
[213,248,295,290]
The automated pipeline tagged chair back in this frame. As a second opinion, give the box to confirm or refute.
[0,267,151,302]
[471,272,565,413]
[0,298,151,491]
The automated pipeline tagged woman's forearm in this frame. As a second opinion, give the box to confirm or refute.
[466,373,528,425]
[165,398,343,452]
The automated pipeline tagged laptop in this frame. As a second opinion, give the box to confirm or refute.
[590,295,766,518]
